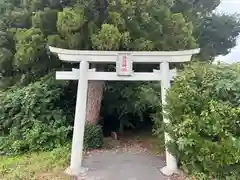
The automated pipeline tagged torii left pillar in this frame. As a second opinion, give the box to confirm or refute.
[65,61,89,177]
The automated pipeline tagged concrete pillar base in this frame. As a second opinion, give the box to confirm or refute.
[160,166,179,176]
[65,166,88,178]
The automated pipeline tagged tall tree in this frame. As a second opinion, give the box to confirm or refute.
[172,0,240,61]
[0,0,239,125]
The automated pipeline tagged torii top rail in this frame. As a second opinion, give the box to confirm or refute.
[49,46,200,63]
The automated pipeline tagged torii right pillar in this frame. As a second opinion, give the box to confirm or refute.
[160,61,178,176]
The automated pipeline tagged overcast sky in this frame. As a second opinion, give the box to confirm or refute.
[215,0,240,63]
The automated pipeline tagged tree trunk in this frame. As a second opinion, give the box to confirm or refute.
[85,80,104,124]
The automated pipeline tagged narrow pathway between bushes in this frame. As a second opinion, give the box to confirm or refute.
[82,149,166,180]
[77,133,184,180]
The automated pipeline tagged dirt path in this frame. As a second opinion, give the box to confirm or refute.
[74,136,185,180]
[82,149,166,180]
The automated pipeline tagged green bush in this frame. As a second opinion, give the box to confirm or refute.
[84,123,103,150]
[0,74,72,155]
[160,62,240,179]
[0,72,104,155]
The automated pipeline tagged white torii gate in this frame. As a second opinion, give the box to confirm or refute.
[49,46,200,177]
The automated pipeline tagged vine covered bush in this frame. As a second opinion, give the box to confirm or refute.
[162,63,240,179]
[0,74,104,155]
[0,75,72,155]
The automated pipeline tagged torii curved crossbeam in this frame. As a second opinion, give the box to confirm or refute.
[49,46,200,63]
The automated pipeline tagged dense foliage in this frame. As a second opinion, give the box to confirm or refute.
[161,63,240,179]
[100,82,151,133]
[0,74,103,154]
[0,0,240,155]
[84,123,104,150]
[0,0,239,86]
[0,75,71,155]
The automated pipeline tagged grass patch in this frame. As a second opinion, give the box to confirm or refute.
[0,145,70,180]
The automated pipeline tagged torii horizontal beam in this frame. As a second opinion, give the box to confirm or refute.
[49,46,200,63]
[56,69,176,81]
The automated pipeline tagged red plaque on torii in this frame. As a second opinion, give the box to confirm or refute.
[121,55,127,72]
[117,53,133,76]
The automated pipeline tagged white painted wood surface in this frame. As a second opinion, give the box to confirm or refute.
[69,61,89,176]
[49,46,200,63]
[56,70,176,81]
[160,62,178,175]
